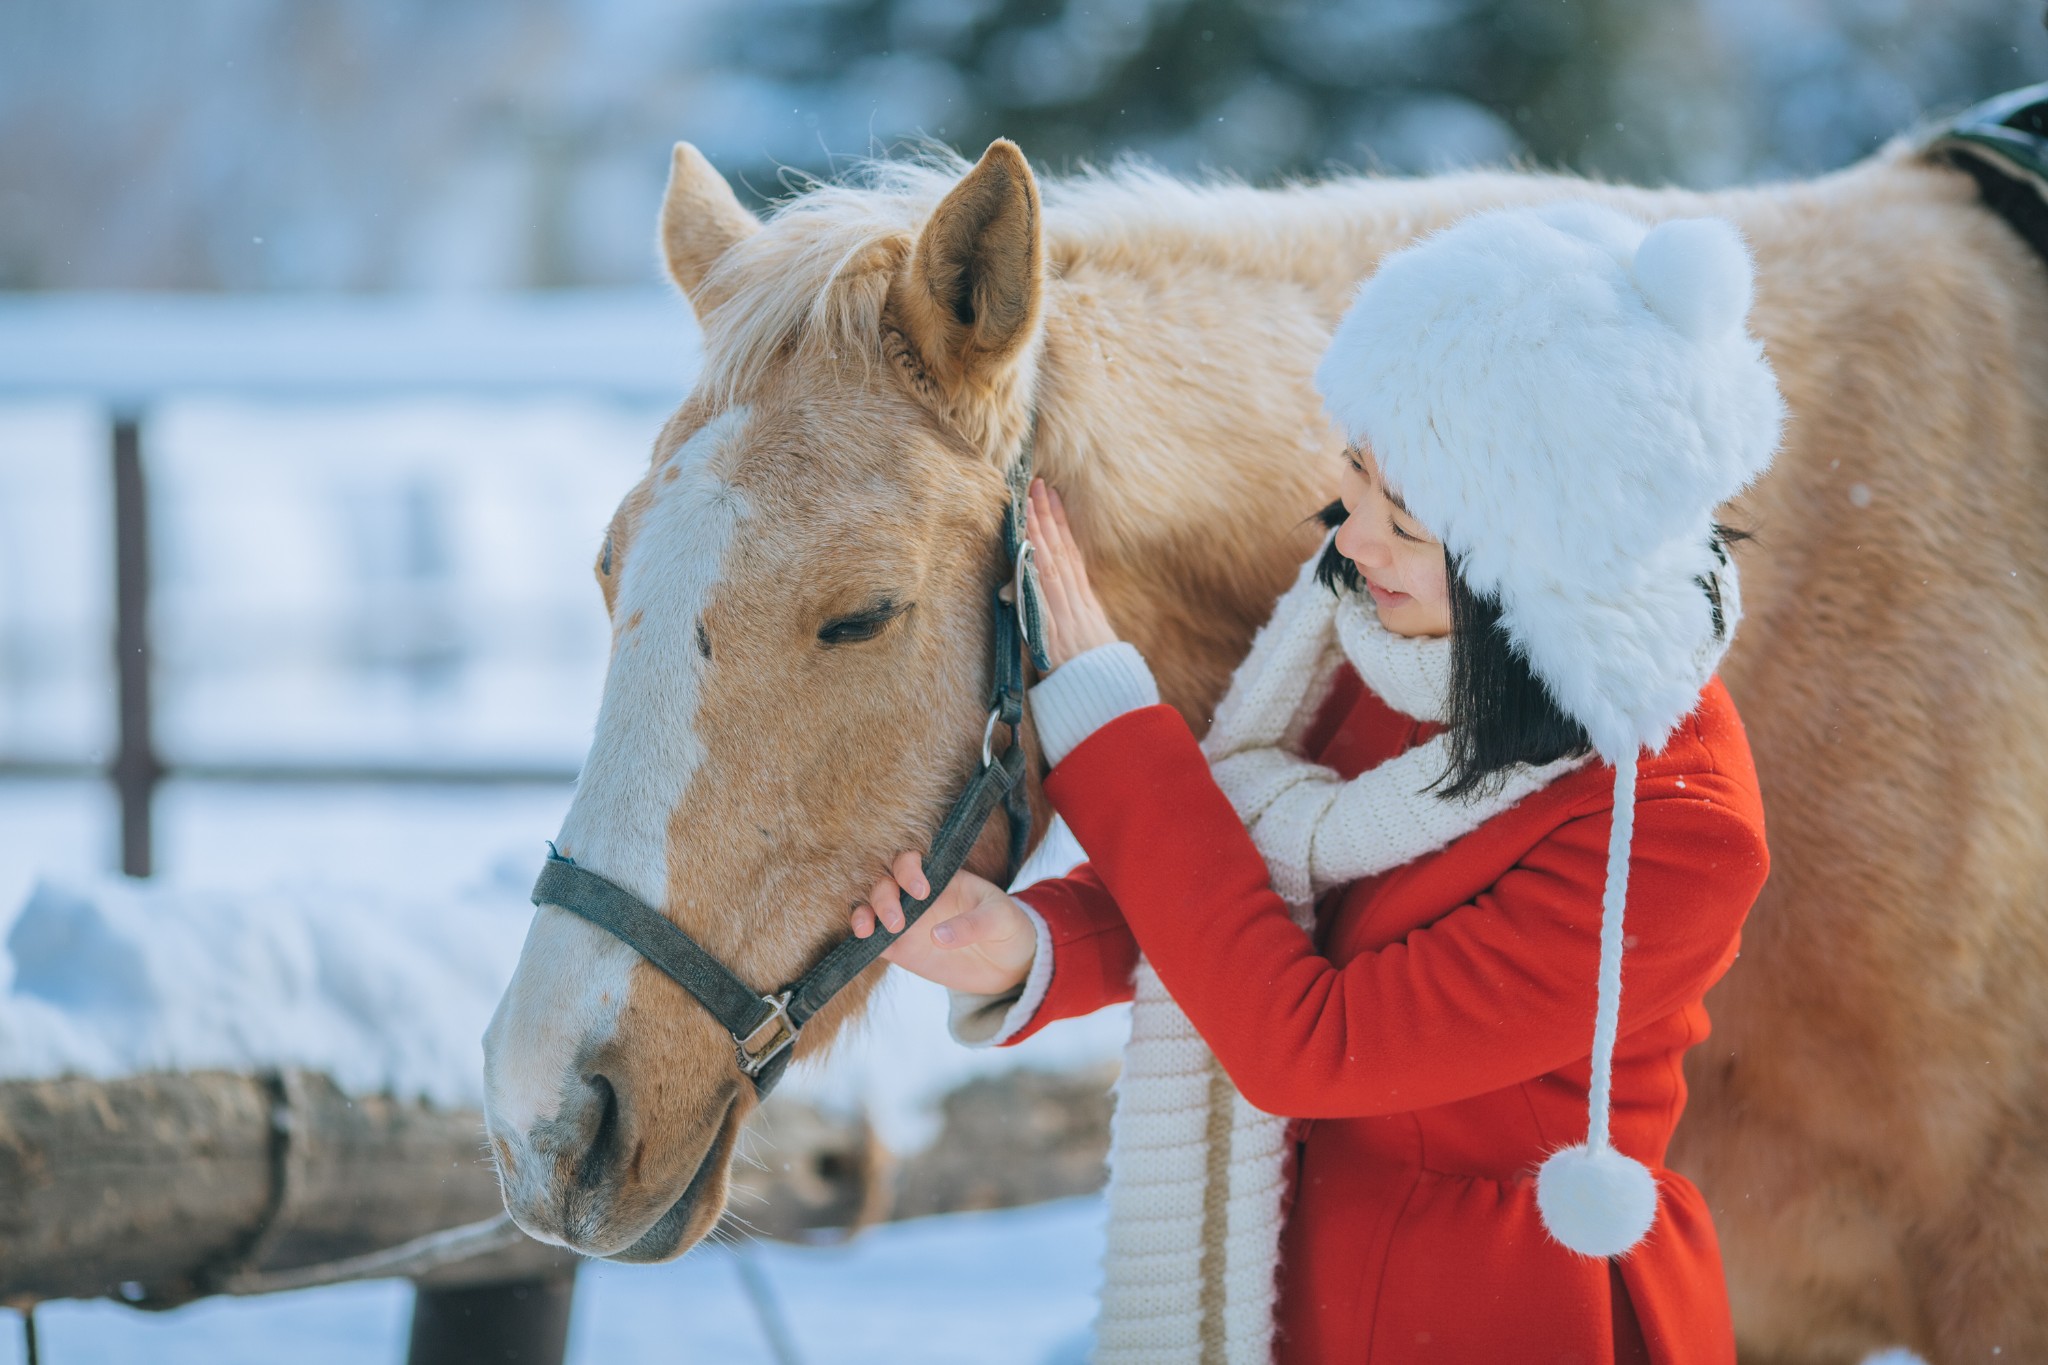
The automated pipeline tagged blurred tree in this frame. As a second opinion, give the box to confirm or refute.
[0,0,2039,289]
[711,0,1665,190]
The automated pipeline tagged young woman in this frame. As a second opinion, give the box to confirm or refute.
[853,203,1781,1363]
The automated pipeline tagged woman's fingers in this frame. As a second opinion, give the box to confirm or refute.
[1025,489,1061,658]
[849,850,932,938]
[867,871,905,934]
[1026,478,1123,667]
[892,848,931,902]
[1028,484,1081,665]
[1046,487,1090,591]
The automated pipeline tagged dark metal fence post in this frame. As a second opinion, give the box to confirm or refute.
[406,1271,577,1365]
[110,411,159,878]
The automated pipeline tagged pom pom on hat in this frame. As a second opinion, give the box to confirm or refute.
[1536,1141,1661,1258]
[1632,216,1753,342]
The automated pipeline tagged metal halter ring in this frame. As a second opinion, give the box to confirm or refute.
[980,706,1002,769]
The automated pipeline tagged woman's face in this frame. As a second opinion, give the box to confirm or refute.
[1334,444,1453,638]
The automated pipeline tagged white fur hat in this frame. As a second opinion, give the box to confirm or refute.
[1318,201,1781,758]
[1314,202,1783,1258]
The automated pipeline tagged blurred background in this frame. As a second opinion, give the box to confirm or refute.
[4,0,2045,294]
[0,2,2039,1363]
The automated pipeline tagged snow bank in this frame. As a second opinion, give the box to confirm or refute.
[0,872,528,1106]
[0,819,1124,1150]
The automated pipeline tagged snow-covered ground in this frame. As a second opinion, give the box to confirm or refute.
[0,1196,1104,1365]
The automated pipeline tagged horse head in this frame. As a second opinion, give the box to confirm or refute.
[481,140,1052,1260]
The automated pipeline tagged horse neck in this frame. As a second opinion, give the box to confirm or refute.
[1021,170,1604,722]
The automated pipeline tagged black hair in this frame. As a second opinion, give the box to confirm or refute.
[1313,501,1744,800]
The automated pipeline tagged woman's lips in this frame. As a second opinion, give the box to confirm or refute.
[1367,581,1411,608]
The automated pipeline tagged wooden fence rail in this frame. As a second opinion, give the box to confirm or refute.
[0,1066,1115,1362]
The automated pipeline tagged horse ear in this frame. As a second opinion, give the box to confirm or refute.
[896,139,1044,386]
[660,143,759,305]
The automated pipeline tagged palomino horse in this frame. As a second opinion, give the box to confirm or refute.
[482,127,2048,1361]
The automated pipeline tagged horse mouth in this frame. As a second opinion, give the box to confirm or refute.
[603,1092,745,1263]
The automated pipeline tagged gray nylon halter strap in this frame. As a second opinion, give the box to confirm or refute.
[532,427,1050,1098]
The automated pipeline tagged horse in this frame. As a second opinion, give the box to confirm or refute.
[480,126,2048,1362]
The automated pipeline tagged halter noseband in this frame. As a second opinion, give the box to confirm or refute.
[531,430,1050,1097]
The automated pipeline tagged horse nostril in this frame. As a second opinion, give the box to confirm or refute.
[574,1072,627,1191]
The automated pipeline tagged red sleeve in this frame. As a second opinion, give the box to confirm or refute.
[1045,705,1768,1118]
[999,863,1138,1045]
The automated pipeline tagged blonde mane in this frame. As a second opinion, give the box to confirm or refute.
[693,153,1588,408]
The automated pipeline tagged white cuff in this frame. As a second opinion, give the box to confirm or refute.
[1029,641,1160,768]
[944,899,1054,1048]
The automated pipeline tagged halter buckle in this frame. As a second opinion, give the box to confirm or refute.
[734,991,798,1078]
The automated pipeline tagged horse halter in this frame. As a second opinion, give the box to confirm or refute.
[531,432,1051,1098]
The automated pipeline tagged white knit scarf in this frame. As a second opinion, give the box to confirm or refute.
[1093,543,1584,1365]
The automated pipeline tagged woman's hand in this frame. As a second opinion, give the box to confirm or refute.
[1027,479,1119,668]
[849,851,1038,997]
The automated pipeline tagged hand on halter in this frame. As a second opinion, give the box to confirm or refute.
[1027,478,1119,669]
[849,850,1038,996]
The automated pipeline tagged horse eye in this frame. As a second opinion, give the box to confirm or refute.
[599,535,614,576]
[818,600,907,645]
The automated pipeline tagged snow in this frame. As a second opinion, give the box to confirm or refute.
[0,1197,1105,1365]
[0,812,1117,1153]
[0,1190,1933,1365]
[0,872,529,1105]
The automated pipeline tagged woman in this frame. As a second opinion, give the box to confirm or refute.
[855,203,1780,1362]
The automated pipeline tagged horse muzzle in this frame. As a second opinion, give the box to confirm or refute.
[490,1073,744,1261]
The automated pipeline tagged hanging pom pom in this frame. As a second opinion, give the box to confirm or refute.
[1536,1142,1659,1257]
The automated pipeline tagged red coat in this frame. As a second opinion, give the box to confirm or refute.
[1009,668,1768,1365]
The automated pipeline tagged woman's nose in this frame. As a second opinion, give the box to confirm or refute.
[1335,515,1386,571]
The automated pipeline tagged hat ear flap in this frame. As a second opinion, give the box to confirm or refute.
[1631,218,1754,341]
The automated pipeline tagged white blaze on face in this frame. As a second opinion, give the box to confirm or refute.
[484,408,751,1143]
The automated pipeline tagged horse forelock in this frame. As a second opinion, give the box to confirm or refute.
[692,163,951,408]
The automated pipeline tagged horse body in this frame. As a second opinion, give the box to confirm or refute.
[481,138,2048,1360]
